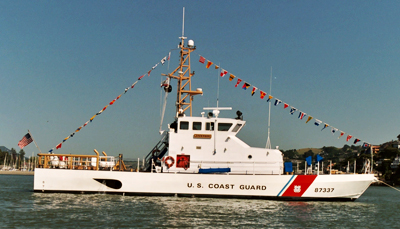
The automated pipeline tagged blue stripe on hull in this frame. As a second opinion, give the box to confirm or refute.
[277,175,296,196]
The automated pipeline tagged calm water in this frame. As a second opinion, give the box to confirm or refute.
[0,175,399,228]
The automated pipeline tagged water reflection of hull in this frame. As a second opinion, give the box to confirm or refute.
[34,168,374,201]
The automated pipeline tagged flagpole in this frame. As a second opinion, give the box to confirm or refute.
[322,161,324,174]
[370,145,373,173]
[305,161,307,175]
[28,130,42,154]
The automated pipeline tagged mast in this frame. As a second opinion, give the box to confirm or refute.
[265,67,272,149]
[2,153,6,170]
[162,7,203,117]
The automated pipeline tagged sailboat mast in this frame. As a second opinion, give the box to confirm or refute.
[162,7,202,117]
[3,153,6,170]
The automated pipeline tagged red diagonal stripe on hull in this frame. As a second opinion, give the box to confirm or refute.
[281,175,317,197]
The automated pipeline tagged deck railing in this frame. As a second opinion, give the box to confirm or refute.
[159,160,284,175]
[37,153,116,170]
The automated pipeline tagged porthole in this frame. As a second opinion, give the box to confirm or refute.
[248,155,252,159]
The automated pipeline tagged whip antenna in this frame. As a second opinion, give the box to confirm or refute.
[182,7,185,38]
[265,67,272,149]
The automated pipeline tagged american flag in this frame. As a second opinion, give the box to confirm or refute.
[18,133,33,149]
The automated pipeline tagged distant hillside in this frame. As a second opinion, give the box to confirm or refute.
[297,148,322,155]
[0,146,10,152]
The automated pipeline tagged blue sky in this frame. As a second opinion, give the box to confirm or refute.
[1,0,400,158]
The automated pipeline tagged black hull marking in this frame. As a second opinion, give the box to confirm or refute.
[93,179,122,189]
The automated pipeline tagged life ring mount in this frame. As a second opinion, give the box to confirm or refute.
[164,156,175,168]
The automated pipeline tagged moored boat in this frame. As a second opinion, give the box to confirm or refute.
[33,10,376,201]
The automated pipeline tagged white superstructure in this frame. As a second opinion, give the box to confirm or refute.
[166,112,283,175]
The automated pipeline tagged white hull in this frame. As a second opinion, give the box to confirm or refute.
[34,168,375,201]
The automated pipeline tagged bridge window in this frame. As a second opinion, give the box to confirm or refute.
[193,122,202,130]
[206,122,214,131]
[180,121,189,130]
[218,123,232,131]
[232,124,242,132]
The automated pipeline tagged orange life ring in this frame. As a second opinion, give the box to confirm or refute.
[164,156,175,168]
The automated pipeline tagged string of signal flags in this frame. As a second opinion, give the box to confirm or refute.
[46,54,171,153]
[44,49,370,153]
[197,53,371,148]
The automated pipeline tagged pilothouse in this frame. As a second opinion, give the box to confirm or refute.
[160,107,283,175]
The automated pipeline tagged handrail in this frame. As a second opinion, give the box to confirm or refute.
[37,150,117,171]
[167,160,283,175]
[37,153,98,157]
[190,160,281,165]
[144,132,169,171]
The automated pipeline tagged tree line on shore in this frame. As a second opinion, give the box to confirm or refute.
[282,134,400,184]
[0,148,35,169]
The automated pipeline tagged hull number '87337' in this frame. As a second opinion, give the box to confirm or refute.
[315,188,334,193]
